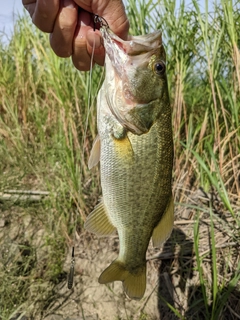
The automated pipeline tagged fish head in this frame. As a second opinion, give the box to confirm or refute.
[102,28,169,135]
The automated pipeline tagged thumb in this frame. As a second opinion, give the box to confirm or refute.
[100,0,129,40]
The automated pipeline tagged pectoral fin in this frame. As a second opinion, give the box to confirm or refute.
[88,135,101,169]
[84,199,116,236]
[152,195,174,247]
[113,134,134,163]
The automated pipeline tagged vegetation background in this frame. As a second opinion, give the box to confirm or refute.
[0,0,239,319]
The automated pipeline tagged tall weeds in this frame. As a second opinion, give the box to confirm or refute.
[0,15,102,219]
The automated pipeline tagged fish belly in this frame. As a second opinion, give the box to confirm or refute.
[100,122,172,246]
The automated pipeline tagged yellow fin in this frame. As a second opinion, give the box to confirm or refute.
[88,135,101,169]
[152,195,174,247]
[84,200,116,236]
[113,134,134,163]
[98,260,146,300]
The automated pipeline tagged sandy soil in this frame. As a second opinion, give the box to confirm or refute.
[1,188,239,320]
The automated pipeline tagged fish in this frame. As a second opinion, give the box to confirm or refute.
[84,26,174,300]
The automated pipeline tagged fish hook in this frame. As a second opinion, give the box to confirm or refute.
[93,14,109,31]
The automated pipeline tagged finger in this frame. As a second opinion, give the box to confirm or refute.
[50,0,78,57]
[102,1,129,40]
[72,26,92,71]
[26,0,60,33]
[74,0,129,40]
[72,10,93,71]
[86,29,105,66]
[22,1,36,17]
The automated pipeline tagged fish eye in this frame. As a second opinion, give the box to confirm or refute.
[153,61,166,75]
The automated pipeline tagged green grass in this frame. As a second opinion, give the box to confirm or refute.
[0,0,239,319]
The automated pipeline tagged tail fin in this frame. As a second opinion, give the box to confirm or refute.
[98,260,146,300]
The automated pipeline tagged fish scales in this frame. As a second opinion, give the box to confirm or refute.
[85,27,174,300]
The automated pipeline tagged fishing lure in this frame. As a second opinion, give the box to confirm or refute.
[67,247,75,289]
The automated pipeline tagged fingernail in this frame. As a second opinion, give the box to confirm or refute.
[63,0,75,8]
[23,4,34,17]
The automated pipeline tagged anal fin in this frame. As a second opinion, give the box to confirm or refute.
[84,199,116,236]
[152,195,174,247]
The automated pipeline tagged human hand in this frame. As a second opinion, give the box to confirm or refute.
[22,0,129,71]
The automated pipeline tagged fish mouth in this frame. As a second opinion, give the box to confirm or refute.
[102,28,162,55]
[102,28,163,135]
[101,28,163,78]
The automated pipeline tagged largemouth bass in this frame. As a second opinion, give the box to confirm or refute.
[85,26,174,300]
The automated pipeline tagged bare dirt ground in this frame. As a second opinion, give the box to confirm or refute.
[1,188,239,320]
